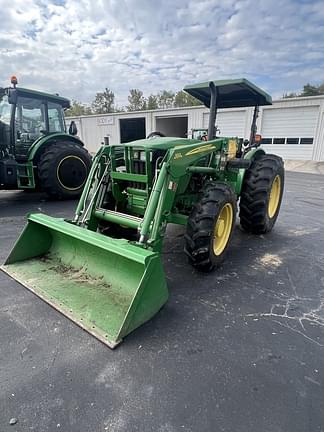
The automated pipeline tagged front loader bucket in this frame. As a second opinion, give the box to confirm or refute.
[1,214,168,348]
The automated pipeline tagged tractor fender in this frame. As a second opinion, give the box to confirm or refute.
[27,133,84,163]
[236,147,266,195]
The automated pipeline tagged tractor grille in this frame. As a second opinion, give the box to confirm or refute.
[131,159,146,190]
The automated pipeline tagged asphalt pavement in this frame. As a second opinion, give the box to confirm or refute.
[0,171,324,432]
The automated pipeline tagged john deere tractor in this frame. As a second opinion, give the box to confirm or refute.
[2,78,284,348]
[0,77,91,198]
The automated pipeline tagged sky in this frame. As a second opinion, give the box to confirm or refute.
[1,0,324,106]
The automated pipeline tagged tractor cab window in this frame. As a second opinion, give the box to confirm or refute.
[16,97,46,140]
[0,94,11,151]
[48,102,65,133]
[0,94,11,126]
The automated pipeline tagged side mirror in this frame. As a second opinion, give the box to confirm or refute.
[69,120,78,136]
[8,88,18,104]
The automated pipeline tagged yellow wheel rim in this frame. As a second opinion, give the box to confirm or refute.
[213,203,233,256]
[268,175,281,218]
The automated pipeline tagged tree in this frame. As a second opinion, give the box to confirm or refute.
[65,100,92,116]
[114,106,125,113]
[174,91,201,107]
[282,92,298,99]
[126,89,146,111]
[157,90,175,109]
[146,94,159,110]
[283,82,324,98]
[301,83,322,97]
[91,88,115,114]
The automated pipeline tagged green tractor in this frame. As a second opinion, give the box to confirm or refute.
[0,77,91,198]
[2,78,284,348]
[188,128,209,140]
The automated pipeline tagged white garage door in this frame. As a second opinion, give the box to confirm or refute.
[260,106,319,160]
[203,110,247,137]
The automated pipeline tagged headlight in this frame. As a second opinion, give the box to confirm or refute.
[133,150,146,161]
[139,151,146,161]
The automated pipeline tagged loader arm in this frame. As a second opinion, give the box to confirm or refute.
[138,138,226,251]
[72,137,238,253]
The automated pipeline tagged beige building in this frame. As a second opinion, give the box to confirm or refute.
[67,94,324,161]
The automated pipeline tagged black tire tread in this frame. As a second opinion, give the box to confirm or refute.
[239,154,284,234]
[38,142,91,199]
[184,182,236,272]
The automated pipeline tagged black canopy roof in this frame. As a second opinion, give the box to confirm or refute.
[184,78,272,109]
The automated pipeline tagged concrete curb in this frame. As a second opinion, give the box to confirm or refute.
[284,160,324,175]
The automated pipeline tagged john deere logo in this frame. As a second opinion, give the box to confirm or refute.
[185,144,216,156]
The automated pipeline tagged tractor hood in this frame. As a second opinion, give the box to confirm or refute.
[184,78,272,108]
[114,137,200,150]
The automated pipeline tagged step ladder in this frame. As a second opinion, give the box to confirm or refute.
[17,163,35,188]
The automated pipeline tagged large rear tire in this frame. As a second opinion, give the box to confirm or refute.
[239,154,284,234]
[38,142,91,199]
[184,182,236,272]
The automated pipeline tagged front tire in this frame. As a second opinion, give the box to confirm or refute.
[239,154,284,234]
[38,142,91,199]
[184,182,236,272]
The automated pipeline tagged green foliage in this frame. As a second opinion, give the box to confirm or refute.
[91,88,115,114]
[174,90,201,107]
[301,83,324,96]
[65,100,92,116]
[157,90,175,109]
[114,106,126,113]
[282,92,298,99]
[283,82,324,98]
[126,89,202,110]
[146,94,159,110]
[67,86,204,116]
[127,89,146,111]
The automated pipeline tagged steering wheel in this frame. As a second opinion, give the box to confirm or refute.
[14,120,28,133]
[147,131,165,139]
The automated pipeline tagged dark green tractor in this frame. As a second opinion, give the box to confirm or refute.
[0,77,91,199]
[2,78,284,348]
